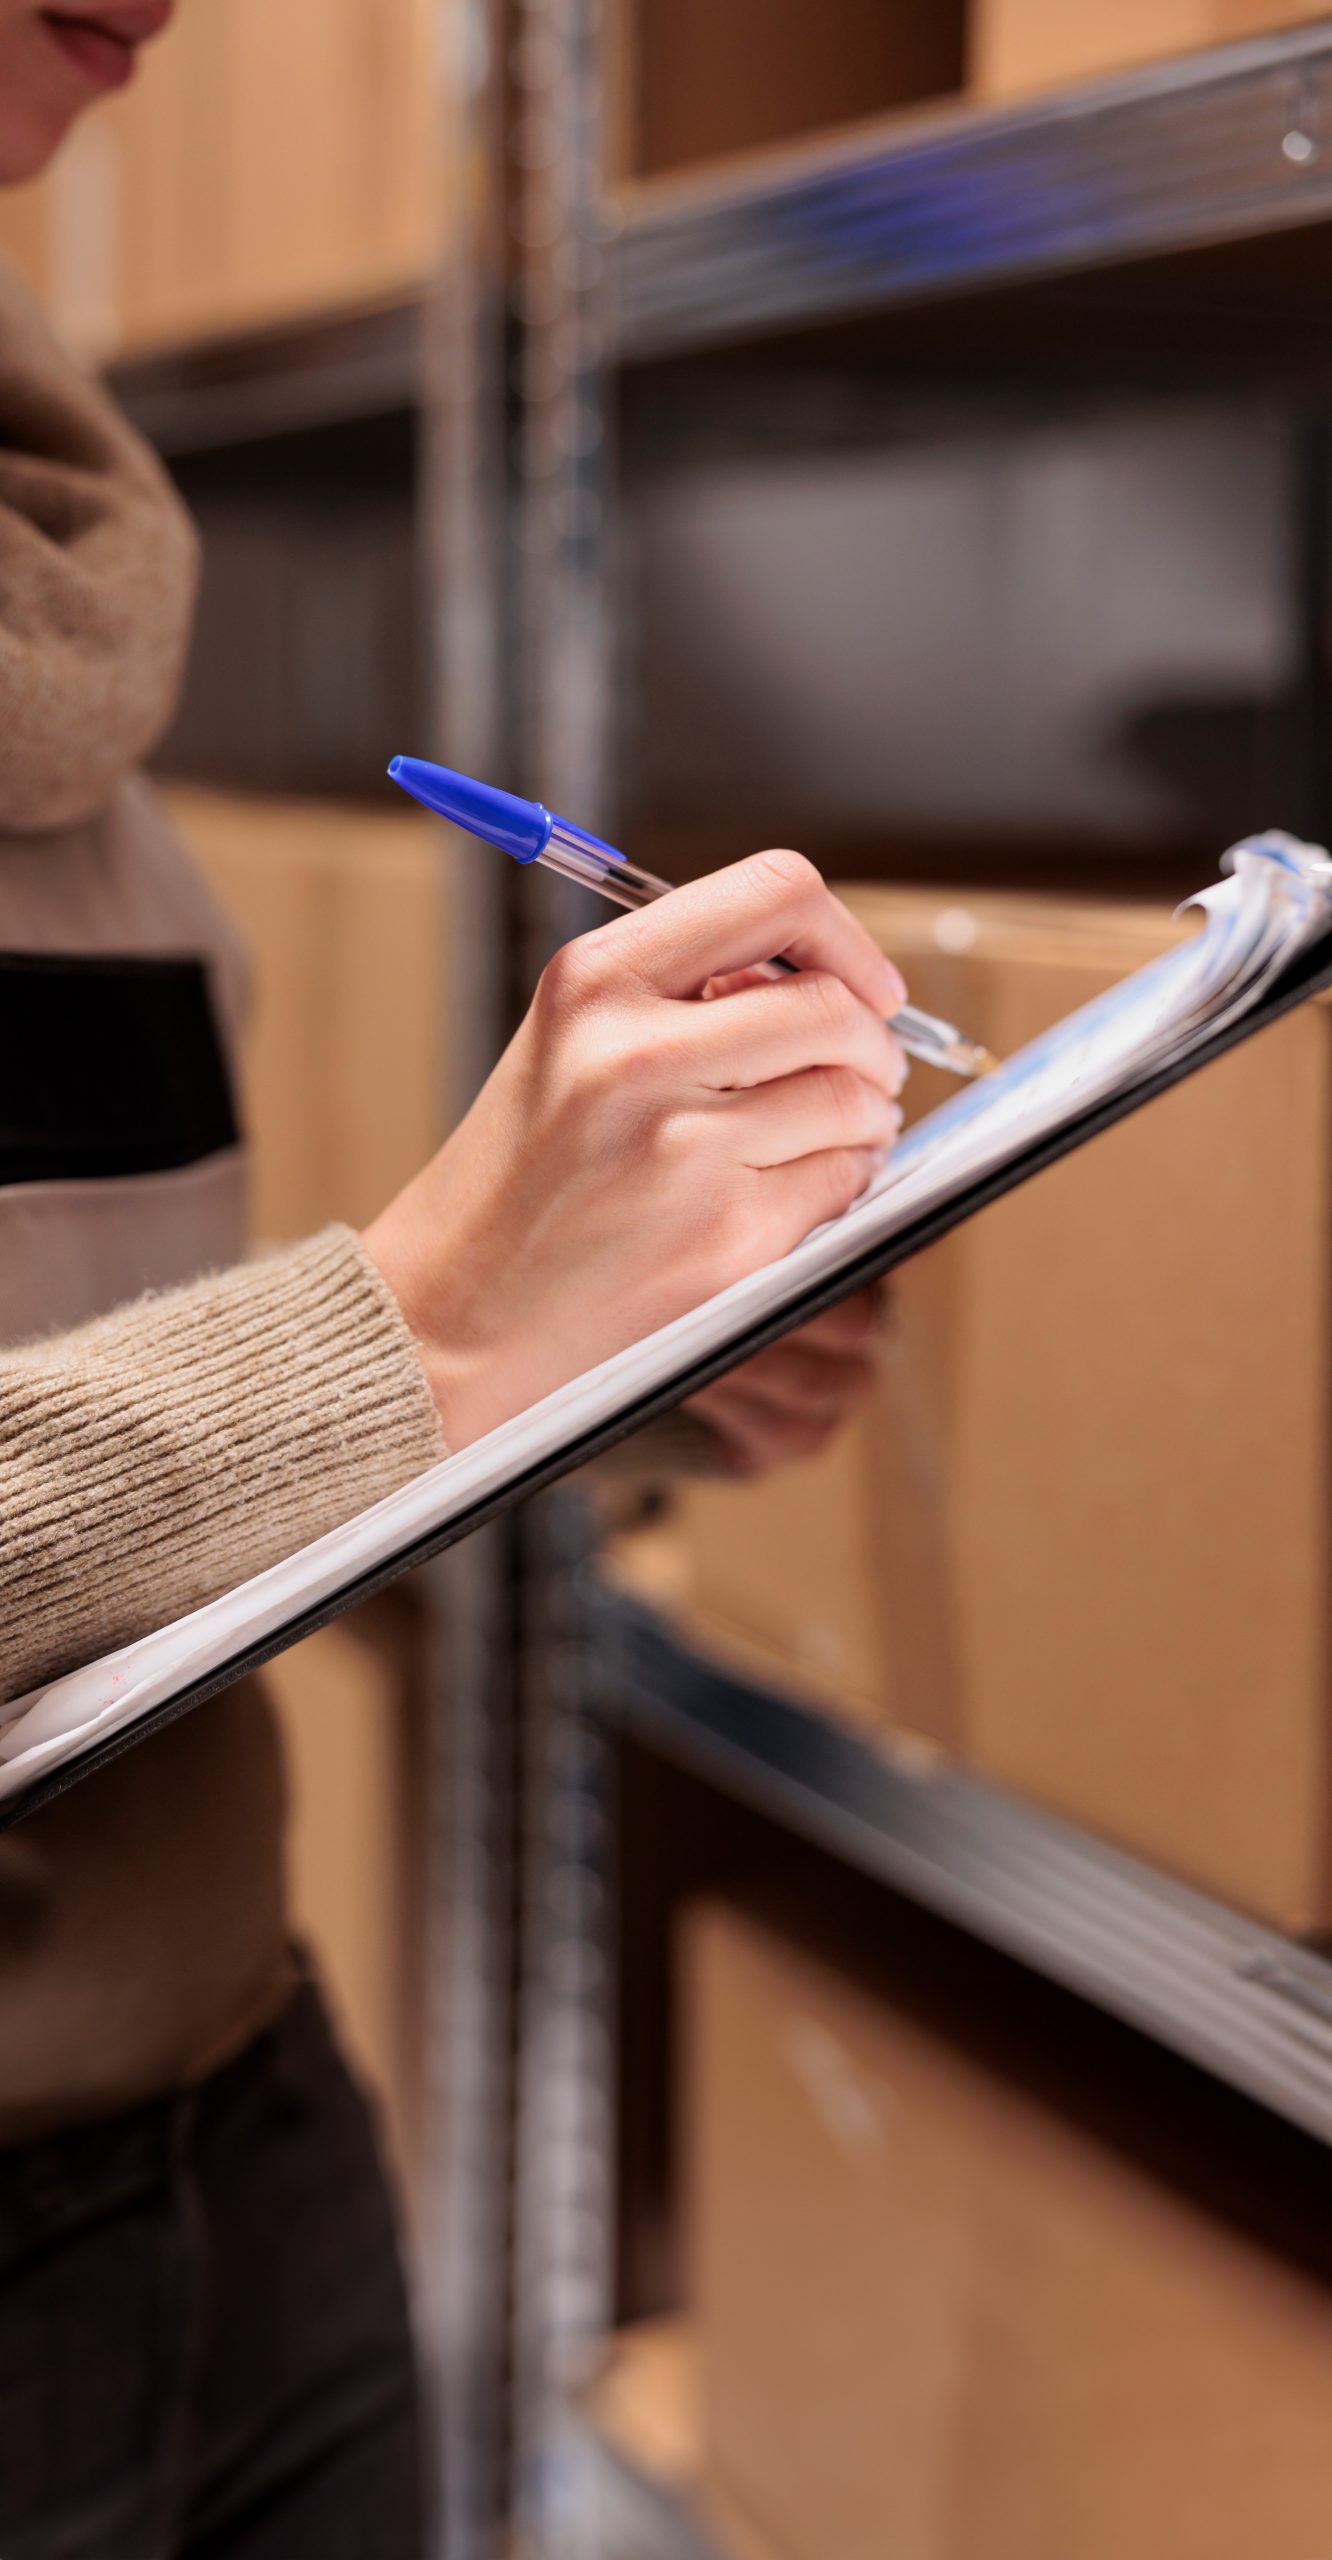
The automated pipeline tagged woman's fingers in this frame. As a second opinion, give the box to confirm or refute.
[586,849,905,1013]
[677,969,907,1101]
[702,966,777,1001]
[784,1283,886,1352]
[719,1067,903,1168]
[688,1284,885,1473]
[713,1334,878,1413]
[705,1395,843,1474]
[366,844,906,1448]
[694,1359,875,1473]
[751,1146,883,1259]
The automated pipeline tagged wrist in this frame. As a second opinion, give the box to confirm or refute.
[360,1210,494,1450]
[360,1210,448,1430]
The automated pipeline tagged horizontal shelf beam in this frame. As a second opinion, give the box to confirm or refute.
[608,28,1332,362]
[107,294,424,455]
[591,1580,1332,2146]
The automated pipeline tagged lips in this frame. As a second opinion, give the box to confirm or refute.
[40,1,173,90]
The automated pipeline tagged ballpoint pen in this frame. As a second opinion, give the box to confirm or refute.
[388,756,995,1079]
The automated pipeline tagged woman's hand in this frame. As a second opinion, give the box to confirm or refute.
[363,851,905,1449]
[685,1285,884,1475]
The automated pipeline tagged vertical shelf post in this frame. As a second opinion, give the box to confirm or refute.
[415,2,525,2554]
[508,0,625,2553]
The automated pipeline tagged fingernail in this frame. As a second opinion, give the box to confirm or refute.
[882,956,907,1011]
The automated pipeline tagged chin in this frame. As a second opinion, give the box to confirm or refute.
[0,100,75,185]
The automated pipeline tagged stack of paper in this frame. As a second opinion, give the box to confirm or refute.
[5,832,1332,1818]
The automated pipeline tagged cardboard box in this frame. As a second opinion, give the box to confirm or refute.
[972,0,1331,102]
[613,1418,890,1735]
[215,0,439,339]
[684,1902,1332,2560]
[611,0,966,185]
[0,0,438,359]
[611,1095,991,1754]
[856,884,1332,1932]
[587,2320,784,2560]
[167,788,452,1240]
[622,885,1332,1933]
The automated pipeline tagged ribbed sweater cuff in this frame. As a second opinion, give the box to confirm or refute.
[0,1226,445,1703]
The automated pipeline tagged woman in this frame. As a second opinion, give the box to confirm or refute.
[0,5,905,2554]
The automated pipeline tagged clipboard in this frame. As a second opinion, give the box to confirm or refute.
[4,859,1332,1830]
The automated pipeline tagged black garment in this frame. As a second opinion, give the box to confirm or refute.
[0,1978,424,2560]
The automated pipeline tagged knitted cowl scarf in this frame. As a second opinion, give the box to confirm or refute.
[0,261,255,1347]
[0,257,198,834]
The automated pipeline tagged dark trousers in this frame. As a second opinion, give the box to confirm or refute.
[0,1979,424,2560]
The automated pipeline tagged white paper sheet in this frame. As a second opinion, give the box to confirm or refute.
[5,833,1332,1805]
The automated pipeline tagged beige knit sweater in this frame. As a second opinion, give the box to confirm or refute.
[0,1226,444,1706]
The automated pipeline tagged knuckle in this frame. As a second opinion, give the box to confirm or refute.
[545,1026,643,1150]
[581,1045,674,1157]
[716,1191,757,1264]
[798,1149,866,1225]
[642,1102,691,1168]
[819,1062,869,1138]
[539,931,608,1014]
[825,1145,872,1205]
[753,1197,803,1267]
[745,844,822,905]
[700,1193,758,1290]
[640,1025,694,1089]
[570,1048,624,1127]
[606,1031,663,1101]
[803,972,857,1041]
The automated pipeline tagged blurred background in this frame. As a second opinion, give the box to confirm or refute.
[4,3,1331,2553]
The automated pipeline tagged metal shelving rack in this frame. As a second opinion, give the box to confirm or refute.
[595,1582,1332,2143]
[107,294,425,452]
[608,26,1332,362]
[528,1569,1332,2560]
[109,9,523,2555]
[507,22,1332,2560]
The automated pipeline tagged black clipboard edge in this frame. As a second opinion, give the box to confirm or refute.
[6,934,1331,1832]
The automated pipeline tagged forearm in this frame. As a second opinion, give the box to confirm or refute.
[0,1226,444,1704]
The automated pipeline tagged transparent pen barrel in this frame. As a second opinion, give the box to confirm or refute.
[544,823,990,1074]
[544,821,671,910]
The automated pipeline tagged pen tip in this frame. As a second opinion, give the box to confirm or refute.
[387,755,404,777]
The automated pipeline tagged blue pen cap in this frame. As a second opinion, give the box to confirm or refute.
[388,755,555,862]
